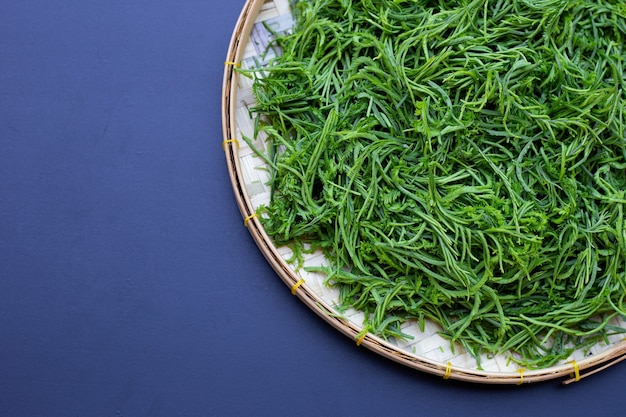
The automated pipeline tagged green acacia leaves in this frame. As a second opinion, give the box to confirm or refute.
[244,0,626,368]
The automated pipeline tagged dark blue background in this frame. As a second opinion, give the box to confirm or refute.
[1,1,624,416]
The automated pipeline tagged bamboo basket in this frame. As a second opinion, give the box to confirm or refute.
[221,0,626,384]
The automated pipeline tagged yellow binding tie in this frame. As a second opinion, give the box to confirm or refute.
[222,138,240,151]
[443,362,453,380]
[291,279,305,295]
[517,368,526,385]
[243,213,258,227]
[356,331,368,346]
[570,360,581,383]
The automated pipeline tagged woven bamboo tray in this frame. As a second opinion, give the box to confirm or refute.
[221,0,626,384]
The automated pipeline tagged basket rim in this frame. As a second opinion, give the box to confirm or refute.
[221,0,626,385]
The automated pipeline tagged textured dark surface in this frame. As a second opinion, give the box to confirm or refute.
[1,1,624,416]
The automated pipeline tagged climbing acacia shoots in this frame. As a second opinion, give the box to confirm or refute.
[242,0,626,368]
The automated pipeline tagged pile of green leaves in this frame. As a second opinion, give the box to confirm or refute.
[243,0,626,368]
